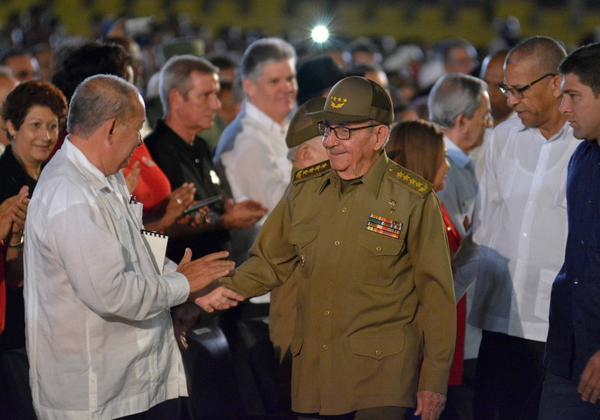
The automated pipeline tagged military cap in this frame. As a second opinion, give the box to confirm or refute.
[308,76,393,125]
[285,97,326,148]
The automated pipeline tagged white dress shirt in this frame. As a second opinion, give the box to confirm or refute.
[24,139,189,420]
[217,101,292,220]
[469,118,579,342]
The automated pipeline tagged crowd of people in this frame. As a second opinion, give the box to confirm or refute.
[0,12,600,420]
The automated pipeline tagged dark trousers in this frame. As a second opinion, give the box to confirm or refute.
[0,347,36,420]
[116,397,183,420]
[473,330,545,420]
[538,371,600,420]
[298,406,407,420]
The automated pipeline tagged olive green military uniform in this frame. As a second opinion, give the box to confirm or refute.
[221,152,456,415]
[270,97,327,360]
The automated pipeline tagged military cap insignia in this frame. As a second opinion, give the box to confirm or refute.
[330,96,348,109]
[293,160,331,183]
[366,213,402,239]
[387,167,431,195]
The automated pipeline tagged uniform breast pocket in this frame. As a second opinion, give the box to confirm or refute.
[357,231,405,286]
[289,224,319,277]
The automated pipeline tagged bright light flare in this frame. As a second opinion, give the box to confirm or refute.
[311,25,329,43]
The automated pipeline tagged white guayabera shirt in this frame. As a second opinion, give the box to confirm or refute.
[218,101,292,222]
[24,139,189,420]
[469,118,579,342]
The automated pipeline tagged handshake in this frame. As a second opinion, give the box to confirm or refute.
[174,248,245,351]
[176,248,244,312]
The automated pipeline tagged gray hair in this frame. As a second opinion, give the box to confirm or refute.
[428,73,487,129]
[240,37,296,81]
[505,36,566,75]
[67,74,139,137]
[159,54,218,115]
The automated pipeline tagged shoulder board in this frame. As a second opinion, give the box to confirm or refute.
[293,160,331,184]
[386,164,432,196]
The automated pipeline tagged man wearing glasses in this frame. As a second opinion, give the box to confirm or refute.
[468,36,579,420]
[200,76,456,419]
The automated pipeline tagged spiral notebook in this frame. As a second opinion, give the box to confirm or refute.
[141,230,168,274]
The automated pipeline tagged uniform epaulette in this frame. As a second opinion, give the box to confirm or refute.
[293,160,331,184]
[386,164,432,196]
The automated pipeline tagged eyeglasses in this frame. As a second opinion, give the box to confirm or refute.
[317,122,380,140]
[498,73,556,99]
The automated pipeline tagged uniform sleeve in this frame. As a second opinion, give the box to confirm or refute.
[220,191,297,296]
[409,192,456,394]
[48,199,189,321]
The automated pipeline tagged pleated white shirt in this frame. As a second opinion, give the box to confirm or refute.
[24,139,189,420]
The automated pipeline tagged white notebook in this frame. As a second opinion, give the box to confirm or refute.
[141,230,168,274]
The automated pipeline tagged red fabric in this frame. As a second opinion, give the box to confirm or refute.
[439,202,466,386]
[123,144,172,213]
[0,244,5,333]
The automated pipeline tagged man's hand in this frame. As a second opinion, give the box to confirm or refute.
[161,183,196,228]
[172,302,202,351]
[415,390,446,420]
[222,199,267,230]
[177,249,235,294]
[195,286,245,313]
[578,350,600,403]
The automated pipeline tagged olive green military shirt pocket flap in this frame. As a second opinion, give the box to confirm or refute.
[357,231,404,256]
[350,334,404,360]
[289,225,319,248]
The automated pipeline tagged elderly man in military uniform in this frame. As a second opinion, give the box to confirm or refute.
[199,77,456,420]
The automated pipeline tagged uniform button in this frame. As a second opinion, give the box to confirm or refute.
[375,246,382,252]
[299,255,306,266]
[323,310,331,316]
[322,344,329,351]
[374,349,382,356]
[580,240,585,245]
[194,158,200,164]
[341,207,347,214]
[334,240,341,246]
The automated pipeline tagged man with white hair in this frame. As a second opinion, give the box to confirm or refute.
[429,73,491,244]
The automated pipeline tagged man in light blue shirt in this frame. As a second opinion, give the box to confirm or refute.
[429,73,491,240]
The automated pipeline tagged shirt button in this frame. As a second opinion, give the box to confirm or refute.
[194,158,200,164]
[580,240,585,245]
[322,344,329,351]
[375,246,382,252]
[374,349,382,356]
[323,310,331,316]
[522,232,528,238]
[334,240,341,246]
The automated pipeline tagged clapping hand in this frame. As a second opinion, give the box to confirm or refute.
[222,199,268,230]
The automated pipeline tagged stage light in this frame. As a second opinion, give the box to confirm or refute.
[311,25,329,43]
